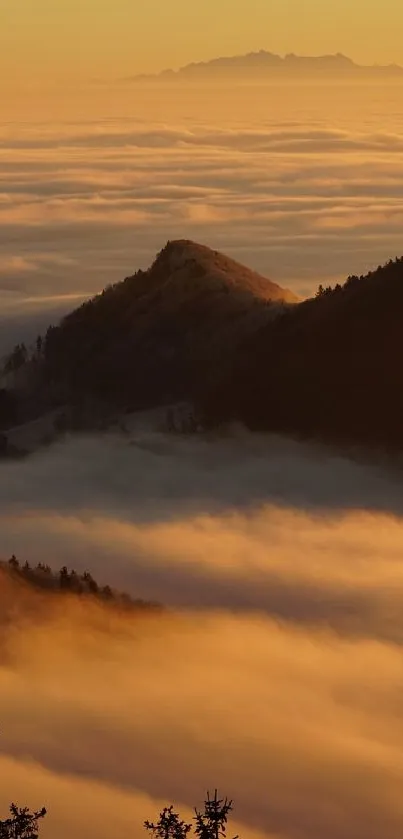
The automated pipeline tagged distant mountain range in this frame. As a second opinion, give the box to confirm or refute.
[123,51,403,82]
[2,240,403,453]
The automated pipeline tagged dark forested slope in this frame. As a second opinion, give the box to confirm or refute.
[203,258,403,446]
[3,244,403,453]
[40,239,297,412]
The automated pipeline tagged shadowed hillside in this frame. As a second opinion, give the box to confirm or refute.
[39,239,296,412]
[202,257,403,447]
[4,243,403,453]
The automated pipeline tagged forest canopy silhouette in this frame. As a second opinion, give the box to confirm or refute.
[0,805,46,839]
[0,791,236,839]
[1,556,161,613]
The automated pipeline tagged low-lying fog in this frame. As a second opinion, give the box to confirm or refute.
[1,428,403,839]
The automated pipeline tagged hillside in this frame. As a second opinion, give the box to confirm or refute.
[35,239,296,414]
[0,556,161,622]
[4,243,403,453]
[126,51,403,82]
[202,258,403,447]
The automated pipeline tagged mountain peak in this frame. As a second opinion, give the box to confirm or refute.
[151,239,298,303]
[153,238,217,267]
[4,239,297,422]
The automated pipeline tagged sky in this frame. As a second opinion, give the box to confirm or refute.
[2,0,403,84]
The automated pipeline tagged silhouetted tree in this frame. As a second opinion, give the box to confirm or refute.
[145,806,191,839]
[59,566,70,589]
[8,556,19,571]
[4,344,28,375]
[0,805,46,839]
[1,557,158,613]
[68,569,81,592]
[82,571,98,594]
[145,792,238,839]
[194,792,238,839]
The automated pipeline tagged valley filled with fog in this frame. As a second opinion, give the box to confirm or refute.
[3,78,403,839]
[2,428,403,839]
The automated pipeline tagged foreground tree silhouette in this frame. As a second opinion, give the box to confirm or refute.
[0,805,46,839]
[145,791,238,839]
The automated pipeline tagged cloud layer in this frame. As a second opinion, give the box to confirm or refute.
[2,429,403,639]
[2,429,403,838]
[2,80,403,345]
[2,565,403,839]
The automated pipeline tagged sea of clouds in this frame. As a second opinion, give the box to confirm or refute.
[2,80,403,354]
[1,429,403,839]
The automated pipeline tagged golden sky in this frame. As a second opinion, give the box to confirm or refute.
[2,0,403,84]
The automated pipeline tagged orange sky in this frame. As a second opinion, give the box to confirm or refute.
[2,0,403,85]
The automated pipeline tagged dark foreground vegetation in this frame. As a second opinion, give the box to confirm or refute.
[1,556,161,613]
[145,792,238,839]
[1,792,236,839]
[0,805,46,839]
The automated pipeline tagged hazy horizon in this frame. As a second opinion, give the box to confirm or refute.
[3,0,403,85]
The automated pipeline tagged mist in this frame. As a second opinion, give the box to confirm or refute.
[2,570,403,839]
[1,429,403,839]
[2,430,403,637]
[0,294,88,357]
